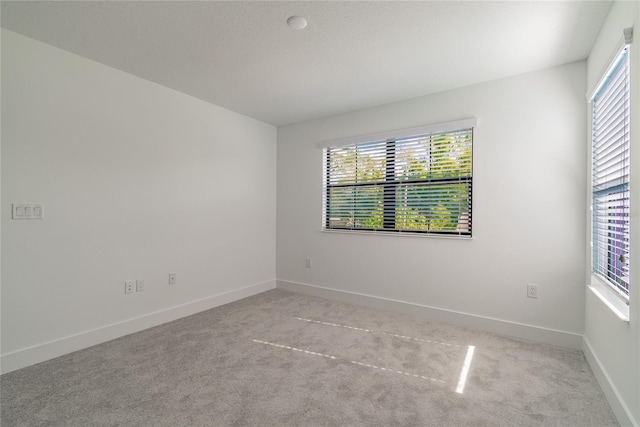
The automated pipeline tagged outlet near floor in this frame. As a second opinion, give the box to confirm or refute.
[527,284,538,299]
[125,280,135,294]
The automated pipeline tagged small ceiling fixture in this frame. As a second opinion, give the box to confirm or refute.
[287,15,307,30]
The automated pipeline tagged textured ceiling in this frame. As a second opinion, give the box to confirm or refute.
[1,1,612,126]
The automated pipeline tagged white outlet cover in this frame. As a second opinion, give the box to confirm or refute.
[125,280,135,294]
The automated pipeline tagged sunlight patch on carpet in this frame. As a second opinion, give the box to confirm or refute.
[252,339,337,359]
[455,345,475,394]
[295,316,459,347]
[295,317,371,332]
[350,360,445,384]
[252,338,446,385]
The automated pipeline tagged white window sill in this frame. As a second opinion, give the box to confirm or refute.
[322,228,473,240]
[588,276,630,322]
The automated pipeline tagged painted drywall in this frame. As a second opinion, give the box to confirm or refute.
[277,61,587,343]
[584,1,640,425]
[1,30,277,372]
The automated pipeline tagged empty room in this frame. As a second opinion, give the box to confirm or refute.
[1,1,639,426]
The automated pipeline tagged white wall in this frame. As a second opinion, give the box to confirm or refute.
[277,61,588,347]
[1,30,277,373]
[584,2,640,426]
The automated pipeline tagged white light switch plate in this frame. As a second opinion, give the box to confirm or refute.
[12,203,43,220]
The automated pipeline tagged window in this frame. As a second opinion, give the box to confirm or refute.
[322,120,474,237]
[591,45,631,301]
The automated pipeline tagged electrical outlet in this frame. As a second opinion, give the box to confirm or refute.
[136,279,145,292]
[169,273,176,285]
[305,258,312,268]
[527,284,538,299]
[125,280,135,294]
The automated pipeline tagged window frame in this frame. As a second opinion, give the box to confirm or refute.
[320,119,476,238]
[589,42,632,307]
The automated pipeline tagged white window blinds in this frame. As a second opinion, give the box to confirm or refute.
[323,124,473,236]
[591,45,631,299]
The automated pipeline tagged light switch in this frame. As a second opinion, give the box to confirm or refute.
[13,203,44,220]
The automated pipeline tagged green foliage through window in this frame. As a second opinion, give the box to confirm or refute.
[324,127,473,236]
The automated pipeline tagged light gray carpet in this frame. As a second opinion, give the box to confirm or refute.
[1,289,618,426]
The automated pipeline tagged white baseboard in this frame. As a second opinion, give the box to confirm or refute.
[1,280,276,375]
[276,279,583,350]
[583,336,638,427]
